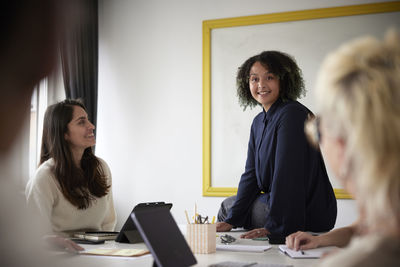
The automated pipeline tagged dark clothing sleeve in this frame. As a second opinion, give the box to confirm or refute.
[225,122,259,227]
[224,100,337,236]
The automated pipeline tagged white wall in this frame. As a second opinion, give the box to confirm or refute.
[97,0,385,230]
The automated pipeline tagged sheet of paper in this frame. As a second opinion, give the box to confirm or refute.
[210,261,292,267]
[279,245,337,259]
[216,244,271,253]
[80,248,149,257]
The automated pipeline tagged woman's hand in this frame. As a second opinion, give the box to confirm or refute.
[43,235,85,253]
[285,231,320,251]
[240,228,269,239]
[216,222,233,232]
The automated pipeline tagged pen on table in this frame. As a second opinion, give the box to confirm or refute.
[184,210,190,224]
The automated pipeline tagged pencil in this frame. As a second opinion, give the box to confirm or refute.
[211,216,215,224]
[194,203,197,224]
[184,210,190,224]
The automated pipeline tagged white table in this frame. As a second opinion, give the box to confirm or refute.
[54,230,318,267]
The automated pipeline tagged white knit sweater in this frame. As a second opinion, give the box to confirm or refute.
[25,158,117,234]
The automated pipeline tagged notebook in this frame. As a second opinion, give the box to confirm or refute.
[209,262,292,267]
[216,244,271,253]
[131,208,197,267]
[279,245,338,259]
[115,202,172,243]
[81,248,150,257]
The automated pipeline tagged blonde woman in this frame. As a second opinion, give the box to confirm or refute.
[287,30,400,266]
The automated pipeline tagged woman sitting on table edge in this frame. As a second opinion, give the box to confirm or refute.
[216,50,337,238]
[286,30,400,267]
[25,99,117,236]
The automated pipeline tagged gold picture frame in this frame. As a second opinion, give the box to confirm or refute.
[202,1,400,199]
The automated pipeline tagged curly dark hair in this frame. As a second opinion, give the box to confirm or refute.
[236,51,306,110]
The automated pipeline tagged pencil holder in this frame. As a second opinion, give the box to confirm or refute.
[186,223,216,254]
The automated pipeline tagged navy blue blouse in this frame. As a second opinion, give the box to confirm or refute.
[225,99,337,236]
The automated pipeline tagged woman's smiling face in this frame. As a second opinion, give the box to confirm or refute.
[249,61,280,112]
[64,105,96,153]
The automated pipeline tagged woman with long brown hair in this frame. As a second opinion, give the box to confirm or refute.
[26,99,116,234]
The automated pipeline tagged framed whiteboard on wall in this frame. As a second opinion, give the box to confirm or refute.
[202,2,400,198]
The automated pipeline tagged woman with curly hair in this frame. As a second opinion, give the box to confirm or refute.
[216,51,337,239]
[25,99,116,234]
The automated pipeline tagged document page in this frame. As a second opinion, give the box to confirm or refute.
[279,245,338,258]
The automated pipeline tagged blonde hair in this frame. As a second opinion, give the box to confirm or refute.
[315,29,400,233]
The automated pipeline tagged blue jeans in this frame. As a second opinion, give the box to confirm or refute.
[217,195,269,229]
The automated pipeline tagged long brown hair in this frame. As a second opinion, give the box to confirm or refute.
[40,99,109,209]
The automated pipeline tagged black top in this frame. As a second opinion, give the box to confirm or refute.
[225,99,337,236]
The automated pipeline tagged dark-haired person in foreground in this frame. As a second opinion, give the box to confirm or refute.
[26,99,116,234]
[216,51,337,239]
[0,1,85,266]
